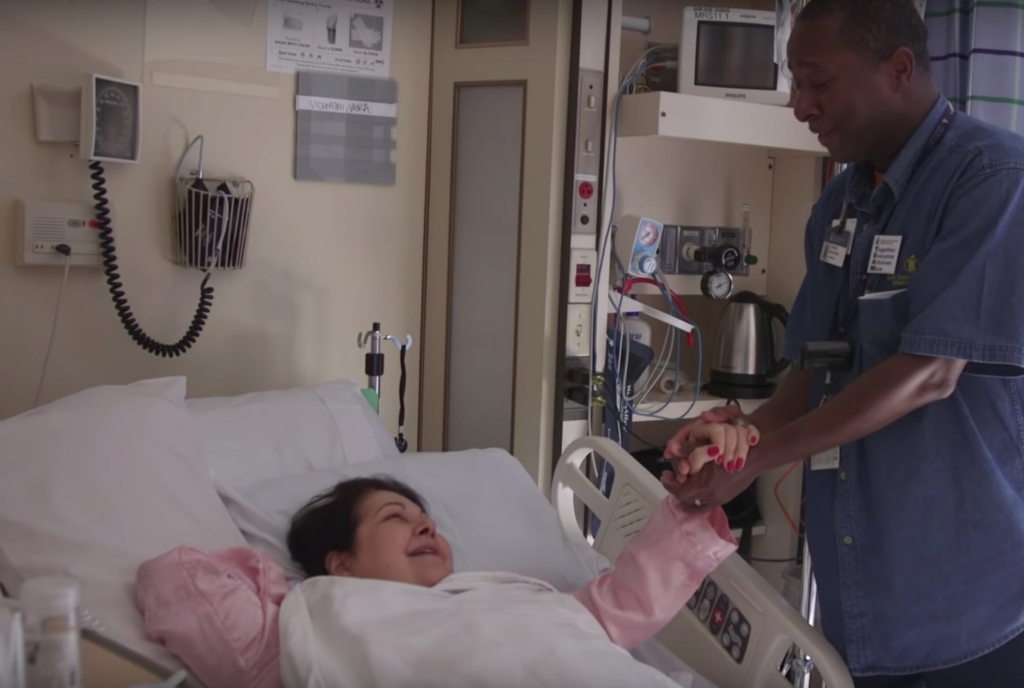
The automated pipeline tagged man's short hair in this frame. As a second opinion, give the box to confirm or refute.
[797,0,931,75]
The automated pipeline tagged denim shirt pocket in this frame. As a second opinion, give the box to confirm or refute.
[856,290,910,370]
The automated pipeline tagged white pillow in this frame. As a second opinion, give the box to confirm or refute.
[0,377,247,668]
[217,449,611,591]
[186,379,399,494]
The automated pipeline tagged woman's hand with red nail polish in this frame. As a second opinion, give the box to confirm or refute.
[677,419,759,477]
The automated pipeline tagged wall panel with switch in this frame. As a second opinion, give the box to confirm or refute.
[571,70,604,235]
[568,249,596,303]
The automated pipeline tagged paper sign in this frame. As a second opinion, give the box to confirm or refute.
[267,0,393,77]
[867,235,903,274]
[295,95,397,117]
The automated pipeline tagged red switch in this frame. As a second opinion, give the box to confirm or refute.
[575,264,592,288]
[579,182,594,199]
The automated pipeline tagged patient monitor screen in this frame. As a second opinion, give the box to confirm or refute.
[695,22,777,91]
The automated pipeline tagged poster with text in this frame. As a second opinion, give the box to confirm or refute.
[267,0,393,77]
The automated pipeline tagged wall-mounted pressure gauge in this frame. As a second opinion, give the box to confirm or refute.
[81,74,141,164]
[701,270,734,300]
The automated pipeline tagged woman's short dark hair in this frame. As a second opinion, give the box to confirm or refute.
[286,476,428,578]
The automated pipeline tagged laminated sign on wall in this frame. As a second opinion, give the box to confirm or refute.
[295,72,397,185]
[268,0,393,77]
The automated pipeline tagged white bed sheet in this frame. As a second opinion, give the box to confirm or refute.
[279,572,714,688]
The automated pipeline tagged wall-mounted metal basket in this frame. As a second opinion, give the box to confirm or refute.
[172,174,254,270]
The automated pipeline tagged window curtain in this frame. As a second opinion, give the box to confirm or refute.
[926,0,1024,132]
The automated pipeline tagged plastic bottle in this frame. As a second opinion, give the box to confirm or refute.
[622,312,652,347]
[21,577,80,688]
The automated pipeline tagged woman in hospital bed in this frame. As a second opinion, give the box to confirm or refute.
[274,420,759,688]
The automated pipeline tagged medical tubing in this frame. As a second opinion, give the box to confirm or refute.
[591,47,676,436]
[34,250,72,408]
[590,47,662,384]
[90,161,213,358]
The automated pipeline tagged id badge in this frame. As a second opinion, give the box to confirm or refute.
[820,218,857,268]
[810,447,841,471]
[809,393,841,470]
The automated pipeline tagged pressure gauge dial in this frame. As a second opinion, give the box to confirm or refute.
[637,222,660,248]
[701,270,734,300]
[88,76,141,163]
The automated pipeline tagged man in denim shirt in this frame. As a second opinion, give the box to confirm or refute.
[664,0,1024,685]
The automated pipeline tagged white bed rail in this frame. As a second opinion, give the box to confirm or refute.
[553,437,853,688]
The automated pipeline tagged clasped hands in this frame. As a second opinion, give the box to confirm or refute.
[661,407,761,513]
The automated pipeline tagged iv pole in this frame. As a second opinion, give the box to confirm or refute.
[358,322,414,453]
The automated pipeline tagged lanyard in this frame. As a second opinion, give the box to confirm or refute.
[831,101,957,340]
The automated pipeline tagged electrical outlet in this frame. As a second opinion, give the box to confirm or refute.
[566,304,591,358]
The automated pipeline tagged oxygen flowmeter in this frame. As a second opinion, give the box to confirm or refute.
[658,204,759,300]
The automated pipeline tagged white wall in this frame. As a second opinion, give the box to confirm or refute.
[0,0,432,444]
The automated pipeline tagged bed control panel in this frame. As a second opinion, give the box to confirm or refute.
[687,578,751,664]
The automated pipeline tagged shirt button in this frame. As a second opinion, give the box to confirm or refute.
[839,471,847,480]
[843,535,854,546]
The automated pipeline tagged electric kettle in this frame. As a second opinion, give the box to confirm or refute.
[707,291,790,399]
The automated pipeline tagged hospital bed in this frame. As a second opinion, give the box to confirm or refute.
[0,377,853,688]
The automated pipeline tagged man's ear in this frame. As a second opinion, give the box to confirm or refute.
[886,46,917,91]
[325,551,352,577]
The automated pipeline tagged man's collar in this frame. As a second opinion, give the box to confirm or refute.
[847,94,949,207]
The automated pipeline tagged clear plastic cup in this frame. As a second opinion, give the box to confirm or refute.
[21,576,80,688]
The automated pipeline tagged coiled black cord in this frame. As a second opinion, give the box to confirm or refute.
[90,161,213,358]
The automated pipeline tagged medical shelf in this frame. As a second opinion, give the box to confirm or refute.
[616,91,826,156]
[632,391,768,423]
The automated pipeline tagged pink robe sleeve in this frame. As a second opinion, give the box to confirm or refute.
[136,547,289,688]
[572,498,737,649]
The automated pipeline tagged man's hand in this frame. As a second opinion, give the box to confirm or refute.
[660,460,757,513]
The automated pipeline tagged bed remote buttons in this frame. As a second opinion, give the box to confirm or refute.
[696,581,718,623]
[708,592,730,636]
[721,606,751,664]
